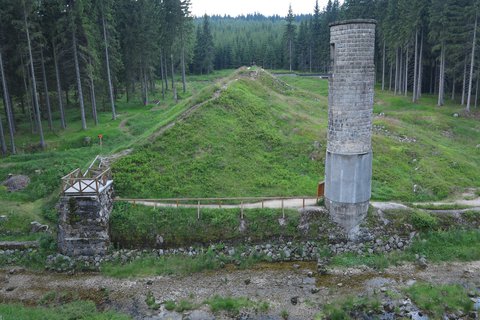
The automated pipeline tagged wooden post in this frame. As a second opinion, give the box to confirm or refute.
[197,201,200,220]
[219,201,222,209]
[282,199,285,219]
[303,198,305,209]
[176,200,179,208]
[262,200,264,209]
[241,201,244,220]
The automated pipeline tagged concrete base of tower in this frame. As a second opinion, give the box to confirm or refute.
[325,198,369,240]
[324,151,372,239]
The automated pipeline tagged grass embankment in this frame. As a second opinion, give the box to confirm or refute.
[113,69,327,198]
[110,202,316,248]
[113,69,480,202]
[331,229,480,269]
[0,70,233,238]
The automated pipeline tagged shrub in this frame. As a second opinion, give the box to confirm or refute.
[145,291,160,310]
[411,210,438,231]
[39,233,57,252]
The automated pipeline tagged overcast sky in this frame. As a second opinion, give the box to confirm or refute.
[190,0,335,17]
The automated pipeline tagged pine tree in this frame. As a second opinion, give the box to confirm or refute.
[22,0,46,147]
[40,0,67,129]
[192,15,214,74]
[466,5,479,111]
[284,5,296,72]
[99,0,117,120]
[0,4,16,154]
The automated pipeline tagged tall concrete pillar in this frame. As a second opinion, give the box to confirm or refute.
[325,19,376,238]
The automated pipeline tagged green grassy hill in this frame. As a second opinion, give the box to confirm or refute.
[113,69,327,198]
[113,69,480,202]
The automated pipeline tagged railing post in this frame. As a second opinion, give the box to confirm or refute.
[176,200,179,208]
[303,198,305,209]
[197,201,201,220]
[241,201,244,220]
[282,199,285,219]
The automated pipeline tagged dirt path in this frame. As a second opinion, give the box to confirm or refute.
[149,75,240,142]
[1,261,479,319]
[416,198,480,207]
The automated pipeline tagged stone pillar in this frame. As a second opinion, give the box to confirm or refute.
[325,19,376,238]
[57,184,114,257]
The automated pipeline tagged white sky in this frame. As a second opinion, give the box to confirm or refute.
[191,0,335,17]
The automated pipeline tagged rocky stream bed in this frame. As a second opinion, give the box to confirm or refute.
[1,259,479,319]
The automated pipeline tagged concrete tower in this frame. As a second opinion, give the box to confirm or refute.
[325,19,376,238]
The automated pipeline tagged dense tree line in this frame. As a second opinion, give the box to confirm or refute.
[199,4,340,73]
[202,0,480,113]
[0,0,194,154]
[1,0,479,156]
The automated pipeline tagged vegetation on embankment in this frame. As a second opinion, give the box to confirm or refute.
[0,301,130,320]
[330,229,480,269]
[113,69,327,199]
[110,202,315,248]
[113,69,480,202]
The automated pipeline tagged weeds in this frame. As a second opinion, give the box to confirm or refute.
[405,283,474,318]
[0,301,130,320]
[205,295,268,315]
[316,295,382,319]
[410,210,438,231]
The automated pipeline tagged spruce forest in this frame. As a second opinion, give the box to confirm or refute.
[0,0,479,155]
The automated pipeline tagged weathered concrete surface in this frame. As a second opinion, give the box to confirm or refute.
[325,152,372,204]
[57,184,114,256]
[325,19,376,238]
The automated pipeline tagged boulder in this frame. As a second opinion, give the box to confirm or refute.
[2,174,30,192]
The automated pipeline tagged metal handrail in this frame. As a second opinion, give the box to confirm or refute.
[83,155,100,177]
